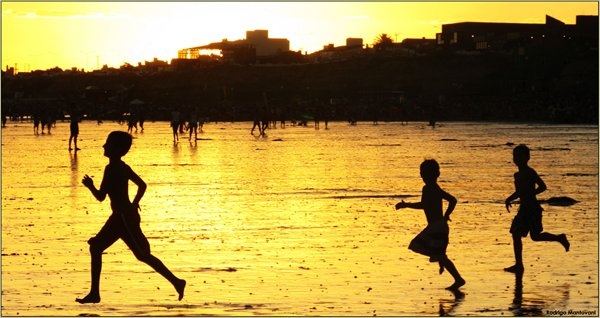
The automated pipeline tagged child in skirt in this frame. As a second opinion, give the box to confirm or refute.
[395,159,465,290]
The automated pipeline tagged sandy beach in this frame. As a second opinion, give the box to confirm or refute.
[1,120,597,316]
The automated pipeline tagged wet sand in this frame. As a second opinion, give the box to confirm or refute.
[1,121,598,316]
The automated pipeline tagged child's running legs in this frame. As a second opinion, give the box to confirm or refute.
[76,243,104,303]
[124,215,186,300]
[440,256,465,290]
[136,252,186,300]
[505,234,524,273]
[505,232,570,273]
[531,232,570,251]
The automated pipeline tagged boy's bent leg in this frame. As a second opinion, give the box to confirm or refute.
[531,232,570,252]
[122,221,186,300]
[138,252,186,300]
[559,234,570,251]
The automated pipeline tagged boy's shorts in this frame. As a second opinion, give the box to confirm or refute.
[510,205,543,237]
[88,211,151,258]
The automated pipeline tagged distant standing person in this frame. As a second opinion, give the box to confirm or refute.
[76,131,186,304]
[170,109,181,142]
[178,109,187,134]
[41,110,52,134]
[394,159,466,290]
[198,116,205,133]
[33,112,41,134]
[69,110,81,151]
[138,108,145,132]
[504,144,570,274]
[188,108,199,141]
[127,112,138,134]
[251,120,261,136]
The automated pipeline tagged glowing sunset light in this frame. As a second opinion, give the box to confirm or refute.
[2,2,597,72]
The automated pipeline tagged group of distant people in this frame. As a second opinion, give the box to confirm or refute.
[73,126,571,304]
[125,110,145,134]
[32,111,57,135]
[170,107,206,143]
[250,118,331,137]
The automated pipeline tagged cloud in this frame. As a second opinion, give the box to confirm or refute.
[344,15,369,20]
[9,9,125,20]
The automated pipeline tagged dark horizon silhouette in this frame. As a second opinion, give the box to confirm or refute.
[2,14,597,125]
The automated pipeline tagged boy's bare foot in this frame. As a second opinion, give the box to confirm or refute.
[504,264,524,273]
[175,279,186,301]
[76,293,100,304]
[446,278,466,290]
[559,234,570,252]
[439,262,445,275]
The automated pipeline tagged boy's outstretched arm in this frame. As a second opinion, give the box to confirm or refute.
[82,174,107,202]
[395,200,423,210]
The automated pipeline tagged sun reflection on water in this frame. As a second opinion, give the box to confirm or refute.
[1,121,597,316]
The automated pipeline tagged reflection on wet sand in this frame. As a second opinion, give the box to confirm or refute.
[1,121,597,316]
[439,288,465,316]
[510,271,570,317]
[510,272,542,316]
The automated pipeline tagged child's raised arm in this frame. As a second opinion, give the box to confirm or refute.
[82,174,107,202]
[395,200,423,210]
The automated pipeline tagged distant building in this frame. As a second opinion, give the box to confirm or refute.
[400,38,436,55]
[346,38,363,49]
[436,15,598,53]
[310,37,365,62]
[176,29,290,64]
[4,65,15,76]
[245,30,290,57]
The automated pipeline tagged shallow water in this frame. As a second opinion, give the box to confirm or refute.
[1,120,598,316]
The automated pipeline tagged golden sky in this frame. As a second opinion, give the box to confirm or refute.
[2,2,598,72]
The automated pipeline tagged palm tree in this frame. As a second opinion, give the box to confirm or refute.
[374,33,394,51]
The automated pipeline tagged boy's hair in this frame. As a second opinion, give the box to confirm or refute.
[420,159,440,182]
[107,131,132,157]
[513,144,530,162]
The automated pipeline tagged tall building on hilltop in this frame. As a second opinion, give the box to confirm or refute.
[177,30,290,64]
[245,30,290,57]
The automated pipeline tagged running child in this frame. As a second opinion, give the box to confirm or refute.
[76,131,186,303]
[504,144,570,274]
[395,159,466,290]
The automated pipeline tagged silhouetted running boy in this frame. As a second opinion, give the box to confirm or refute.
[504,144,570,274]
[76,131,186,304]
[395,159,466,290]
